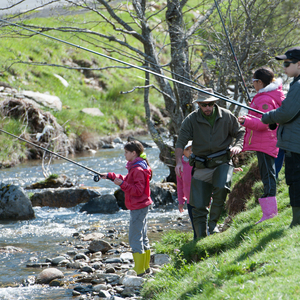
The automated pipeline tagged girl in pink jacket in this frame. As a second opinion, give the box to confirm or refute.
[100,141,152,276]
[238,67,285,224]
[176,141,197,239]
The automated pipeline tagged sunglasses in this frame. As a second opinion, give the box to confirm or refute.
[283,60,298,68]
[199,102,214,107]
[252,78,259,83]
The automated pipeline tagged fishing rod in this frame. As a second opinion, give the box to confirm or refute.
[214,0,252,103]
[0,128,103,182]
[0,18,263,115]
[93,37,230,101]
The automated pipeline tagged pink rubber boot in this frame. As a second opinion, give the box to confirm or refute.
[255,196,278,224]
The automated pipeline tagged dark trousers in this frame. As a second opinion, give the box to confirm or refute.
[285,151,300,207]
[256,151,276,198]
[275,148,285,179]
[187,203,197,240]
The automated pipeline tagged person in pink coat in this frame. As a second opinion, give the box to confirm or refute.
[176,141,197,239]
[100,140,153,276]
[238,67,285,224]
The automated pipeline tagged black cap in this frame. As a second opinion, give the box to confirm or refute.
[275,47,300,61]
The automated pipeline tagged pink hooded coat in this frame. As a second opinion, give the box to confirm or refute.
[242,78,285,157]
[176,156,193,205]
[108,157,152,210]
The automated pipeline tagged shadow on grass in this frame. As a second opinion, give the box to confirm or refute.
[180,224,256,263]
[180,224,285,265]
[235,228,285,262]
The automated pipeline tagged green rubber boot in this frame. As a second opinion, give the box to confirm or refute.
[132,252,146,276]
[144,249,151,273]
[290,207,300,228]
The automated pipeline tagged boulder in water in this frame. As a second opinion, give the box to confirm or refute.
[80,194,119,214]
[0,183,35,220]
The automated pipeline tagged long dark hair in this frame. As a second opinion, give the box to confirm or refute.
[253,67,275,88]
[124,140,152,179]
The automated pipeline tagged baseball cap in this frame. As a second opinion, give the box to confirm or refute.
[184,140,193,150]
[275,47,300,61]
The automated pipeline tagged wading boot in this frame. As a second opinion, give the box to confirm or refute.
[290,206,300,228]
[190,177,213,239]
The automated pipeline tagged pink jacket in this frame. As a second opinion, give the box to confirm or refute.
[176,156,193,205]
[242,79,285,157]
[108,157,153,210]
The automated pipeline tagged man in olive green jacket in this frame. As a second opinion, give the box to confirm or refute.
[175,88,245,239]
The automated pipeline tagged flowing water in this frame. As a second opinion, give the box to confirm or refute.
[0,136,189,299]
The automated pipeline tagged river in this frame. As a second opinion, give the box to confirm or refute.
[0,136,187,299]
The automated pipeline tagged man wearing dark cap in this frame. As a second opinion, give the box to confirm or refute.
[262,47,300,228]
[175,88,245,239]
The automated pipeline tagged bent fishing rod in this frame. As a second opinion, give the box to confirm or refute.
[0,128,103,182]
[0,18,263,115]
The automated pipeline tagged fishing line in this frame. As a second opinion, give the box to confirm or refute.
[214,0,252,103]
[87,35,231,100]
[0,128,103,181]
[0,17,263,115]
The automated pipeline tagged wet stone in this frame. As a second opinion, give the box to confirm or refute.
[26,262,51,268]
[81,266,94,273]
[92,284,108,291]
[105,267,116,273]
[49,278,64,287]
[51,256,69,266]
[74,253,89,261]
[103,258,123,264]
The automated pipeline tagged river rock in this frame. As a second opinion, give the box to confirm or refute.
[22,90,62,111]
[30,187,101,207]
[25,175,74,189]
[51,256,70,266]
[153,253,171,265]
[82,232,105,241]
[36,268,64,284]
[81,108,104,117]
[150,182,177,207]
[119,275,144,287]
[0,183,35,220]
[114,188,126,210]
[80,194,119,214]
[93,284,108,291]
[97,290,111,298]
[89,239,113,253]
[0,246,23,253]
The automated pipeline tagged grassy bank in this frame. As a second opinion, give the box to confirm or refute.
[0,10,166,163]
[142,158,298,299]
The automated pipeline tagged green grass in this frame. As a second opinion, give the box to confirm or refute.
[0,10,166,163]
[142,164,297,299]
[0,11,165,137]
[0,118,27,163]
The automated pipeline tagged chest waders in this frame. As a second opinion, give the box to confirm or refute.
[189,163,233,239]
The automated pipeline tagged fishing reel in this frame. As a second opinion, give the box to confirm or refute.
[94,175,101,182]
